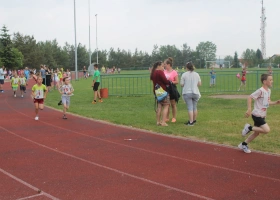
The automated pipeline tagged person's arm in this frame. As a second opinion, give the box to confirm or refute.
[180,74,184,87]
[269,100,280,105]
[172,75,179,84]
[245,96,253,118]
[197,74,202,86]
[44,86,48,99]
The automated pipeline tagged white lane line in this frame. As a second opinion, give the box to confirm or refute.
[17,193,43,200]
[0,167,59,200]
[0,126,214,200]
[4,97,280,183]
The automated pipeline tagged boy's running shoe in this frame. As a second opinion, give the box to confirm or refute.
[63,115,67,119]
[242,123,251,136]
[35,116,39,121]
[98,99,103,103]
[92,101,97,104]
[58,100,62,106]
[238,143,251,153]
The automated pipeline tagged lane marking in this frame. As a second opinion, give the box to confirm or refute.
[3,97,280,183]
[0,126,214,200]
[0,167,59,200]
[17,194,43,200]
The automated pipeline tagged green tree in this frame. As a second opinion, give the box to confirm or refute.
[242,49,256,67]
[224,55,234,67]
[233,52,239,68]
[0,25,18,68]
[196,41,217,61]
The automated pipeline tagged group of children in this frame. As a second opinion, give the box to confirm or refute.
[9,70,74,121]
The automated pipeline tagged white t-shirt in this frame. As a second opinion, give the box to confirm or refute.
[251,87,271,117]
[180,71,201,97]
[60,84,74,96]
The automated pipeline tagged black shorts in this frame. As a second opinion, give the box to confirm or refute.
[20,85,26,91]
[93,82,100,91]
[252,115,266,127]
[0,79,4,84]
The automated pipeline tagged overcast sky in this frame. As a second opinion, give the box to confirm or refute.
[0,0,279,58]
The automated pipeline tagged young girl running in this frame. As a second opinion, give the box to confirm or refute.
[31,76,48,120]
[59,77,74,119]
[19,73,27,97]
[11,73,19,97]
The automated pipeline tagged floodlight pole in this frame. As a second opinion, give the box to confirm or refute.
[88,0,91,66]
[96,14,98,64]
[74,0,78,80]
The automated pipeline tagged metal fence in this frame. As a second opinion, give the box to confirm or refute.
[99,70,280,96]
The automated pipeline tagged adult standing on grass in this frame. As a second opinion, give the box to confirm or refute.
[239,74,280,153]
[151,61,170,126]
[0,66,5,93]
[24,67,30,85]
[92,64,103,104]
[40,65,46,85]
[180,62,201,126]
[164,57,179,123]
[83,66,87,79]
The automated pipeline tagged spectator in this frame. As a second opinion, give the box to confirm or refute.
[180,62,202,126]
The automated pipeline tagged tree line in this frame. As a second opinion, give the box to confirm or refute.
[0,25,276,71]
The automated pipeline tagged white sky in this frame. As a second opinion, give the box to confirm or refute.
[0,0,279,58]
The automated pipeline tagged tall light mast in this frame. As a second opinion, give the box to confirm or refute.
[260,0,266,59]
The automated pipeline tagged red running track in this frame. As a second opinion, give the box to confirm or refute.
[0,81,280,200]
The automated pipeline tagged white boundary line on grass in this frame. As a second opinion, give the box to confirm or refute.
[0,167,59,200]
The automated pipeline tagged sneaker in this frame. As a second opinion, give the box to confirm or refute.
[242,123,251,136]
[193,120,197,124]
[35,116,39,121]
[63,115,67,119]
[21,95,23,98]
[238,143,251,153]
[188,121,194,126]
[98,99,103,103]
[58,100,62,106]
[14,94,16,97]
[92,101,97,104]
[0,90,4,93]
[184,121,190,125]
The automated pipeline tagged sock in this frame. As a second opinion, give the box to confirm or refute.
[248,126,253,131]
[94,100,96,102]
[242,142,248,146]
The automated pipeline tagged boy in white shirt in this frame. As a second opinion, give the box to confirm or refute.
[59,77,74,119]
[239,74,280,153]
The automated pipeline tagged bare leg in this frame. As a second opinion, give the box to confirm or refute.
[188,111,193,123]
[193,110,198,121]
[156,103,162,124]
[170,99,177,120]
[162,104,170,123]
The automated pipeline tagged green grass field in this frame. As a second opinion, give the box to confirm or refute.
[46,68,280,154]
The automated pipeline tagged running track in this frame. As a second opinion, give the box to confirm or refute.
[1,82,280,200]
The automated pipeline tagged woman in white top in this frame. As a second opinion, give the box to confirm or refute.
[180,62,202,126]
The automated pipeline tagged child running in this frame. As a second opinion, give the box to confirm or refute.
[239,74,280,153]
[11,73,19,97]
[209,67,216,87]
[59,77,74,119]
[31,76,48,121]
[19,73,27,97]
[238,67,247,91]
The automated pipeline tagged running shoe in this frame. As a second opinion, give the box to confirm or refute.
[238,143,251,153]
[35,116,39,121]
[242,123,251,136]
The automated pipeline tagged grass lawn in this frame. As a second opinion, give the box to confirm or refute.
[45,71,280,154]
